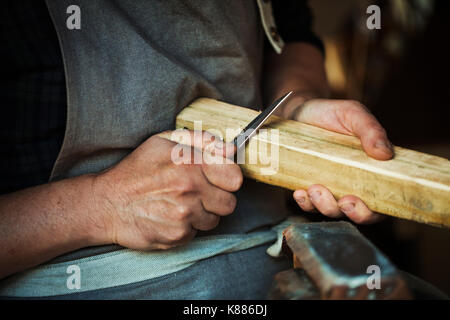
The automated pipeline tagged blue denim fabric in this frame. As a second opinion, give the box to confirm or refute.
[3,243,291,299]
[0,218,301,298]
[57,244,291,299]
[0,228,280,297]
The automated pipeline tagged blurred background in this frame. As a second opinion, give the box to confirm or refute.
[308,0,450,295]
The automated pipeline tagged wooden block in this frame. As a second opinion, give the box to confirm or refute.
[170,98,450,227]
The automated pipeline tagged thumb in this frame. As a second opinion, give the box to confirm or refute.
[345,107,394,160]
[296,99,394,160]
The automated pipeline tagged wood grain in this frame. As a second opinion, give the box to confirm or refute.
[166,98,450,227]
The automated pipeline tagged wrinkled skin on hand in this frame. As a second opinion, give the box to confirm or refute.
[94,130,242,250]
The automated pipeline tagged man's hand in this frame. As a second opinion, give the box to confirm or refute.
[0,129,241,279]
[94,130,242,250]
[264,42,393,224]
[290,98,393,224]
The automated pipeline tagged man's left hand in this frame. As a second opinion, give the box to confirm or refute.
[290,98,393,224]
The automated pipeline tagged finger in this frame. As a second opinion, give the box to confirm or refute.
[348,110,394,161]
[181,197,221,231]
[307,184,344,218]
[162,227,198,248]
[201,154,243,192]
[159,129,236,159]
[201,185,237,216]
[337,195,384,225]
[208,137,236,159]
[191,211,220,231]
[293,189,315,212]
[296,100,394,160]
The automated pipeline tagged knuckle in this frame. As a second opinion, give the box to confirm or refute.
[342,100,372,115]
[223,194,237,214]
[345,99,364,110]
[365,126,387,142]
[175,205,192,220]
[147,134,161,144]
[148,133,172,146]
[205,215,220,230]
[228,166,243,191]
[177,178,197,194]
[211,216,220,229]
[168,227,190,242]
[373,126,387,137]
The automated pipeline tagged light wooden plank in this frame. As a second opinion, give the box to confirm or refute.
[166,98,450,227]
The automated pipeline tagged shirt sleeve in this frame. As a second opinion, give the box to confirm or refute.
[269,0,325,54]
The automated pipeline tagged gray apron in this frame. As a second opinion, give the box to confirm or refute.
[45,0,291,260]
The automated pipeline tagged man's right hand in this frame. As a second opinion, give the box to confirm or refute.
[94,130,242,251]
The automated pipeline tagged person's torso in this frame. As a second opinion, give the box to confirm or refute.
[3,0,291,262]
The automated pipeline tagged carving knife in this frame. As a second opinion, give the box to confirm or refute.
[232,91,293,151]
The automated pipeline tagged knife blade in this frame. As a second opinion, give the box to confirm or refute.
[232,91,293,151]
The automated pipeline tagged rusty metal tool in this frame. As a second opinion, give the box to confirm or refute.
[269,221,412,300]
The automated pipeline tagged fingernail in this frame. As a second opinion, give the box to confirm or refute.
[375,140,393,152]
[339,202,355,214]
[309,191,321,203]
[296,196,306,204]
